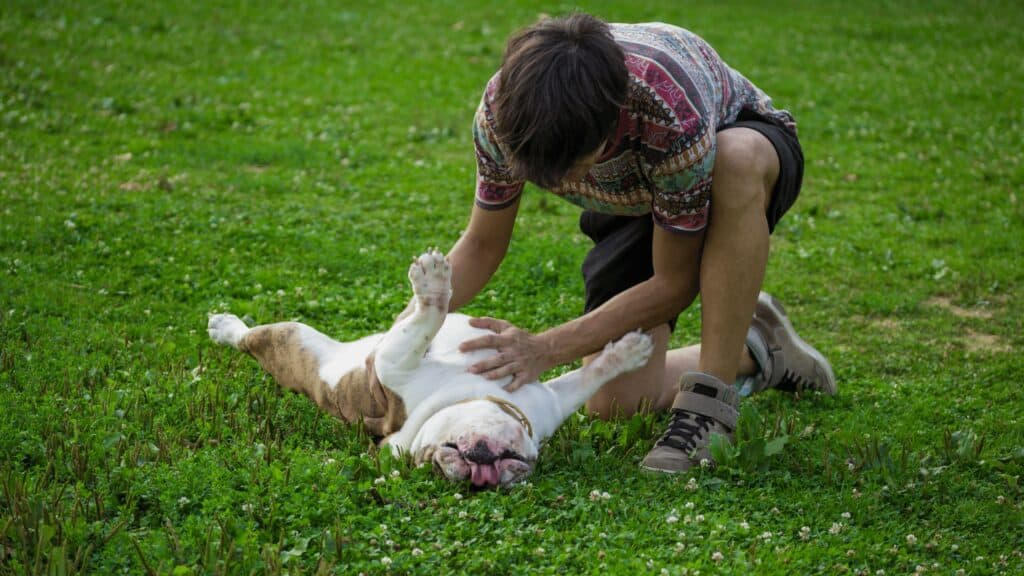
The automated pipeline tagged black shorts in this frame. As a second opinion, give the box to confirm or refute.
[579,112,804,330]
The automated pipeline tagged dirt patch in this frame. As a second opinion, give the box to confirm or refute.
[871,317,902,331]
[850,316,903,333]
[926,296,993,320]
[119,180,150,192]
[963,329,1011,354]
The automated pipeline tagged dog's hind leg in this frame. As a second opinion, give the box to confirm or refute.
[208,313,251,349]
[209,314,343,416]
[374,249,451,394]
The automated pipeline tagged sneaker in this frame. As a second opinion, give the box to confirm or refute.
[640,372,739,474]
[747,292,837,395]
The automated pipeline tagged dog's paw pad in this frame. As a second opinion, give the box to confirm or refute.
[408,248,451,302]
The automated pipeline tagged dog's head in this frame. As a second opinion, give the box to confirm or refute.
[413,399,538,489]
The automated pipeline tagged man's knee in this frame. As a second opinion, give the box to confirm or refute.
[713,128,779,211]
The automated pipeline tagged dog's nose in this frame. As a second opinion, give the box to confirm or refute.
[463,440,498,465]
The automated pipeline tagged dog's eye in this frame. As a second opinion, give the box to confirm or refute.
[442,442,459,451]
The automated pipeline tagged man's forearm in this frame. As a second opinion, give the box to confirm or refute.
[538,274,699,367]
[534,222,705,366]
[445,201,519,312]
[445,233,506,312]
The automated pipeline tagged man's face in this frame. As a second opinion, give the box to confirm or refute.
[563,141,607,182]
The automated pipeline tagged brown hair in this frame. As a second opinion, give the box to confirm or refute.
[493,13,628,188]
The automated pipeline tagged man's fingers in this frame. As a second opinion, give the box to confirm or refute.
[459,333,503,353]
[503,375,527,391]
[468,353,509,375]
[469,316,511,332]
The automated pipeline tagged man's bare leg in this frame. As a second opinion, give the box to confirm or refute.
[640,128,778,473]
[697,128,778,384]
[585,324,759,419]
[585,133,773,418]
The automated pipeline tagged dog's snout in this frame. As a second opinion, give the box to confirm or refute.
[464,440,498,465]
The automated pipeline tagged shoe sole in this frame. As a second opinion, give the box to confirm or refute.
[639,463,690,474]
[757,293,838,395]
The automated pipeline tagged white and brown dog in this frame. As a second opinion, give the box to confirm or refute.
[207,249,652,488]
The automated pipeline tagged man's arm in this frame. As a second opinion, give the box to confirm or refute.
[446,199,520,312]
[464,224,704,388]
[543,225,704,363]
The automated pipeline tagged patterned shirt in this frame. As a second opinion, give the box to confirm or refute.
[473,22,797,233]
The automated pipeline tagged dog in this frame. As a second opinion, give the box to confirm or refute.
[207,249,653,488]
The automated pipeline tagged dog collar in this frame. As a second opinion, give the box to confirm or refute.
[456,395,534,439]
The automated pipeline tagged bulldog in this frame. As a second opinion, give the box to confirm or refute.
[207,249,653,488]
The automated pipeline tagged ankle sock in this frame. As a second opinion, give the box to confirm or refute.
[734,327,770,397]
[745,325,770,376]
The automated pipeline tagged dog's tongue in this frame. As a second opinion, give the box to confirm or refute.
[470,462,499,487]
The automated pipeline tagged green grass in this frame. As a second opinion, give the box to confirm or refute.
[2,0,1022,573]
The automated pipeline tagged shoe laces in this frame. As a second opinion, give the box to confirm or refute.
[655,409,714,453]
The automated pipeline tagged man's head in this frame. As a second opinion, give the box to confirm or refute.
[494,13,628,188]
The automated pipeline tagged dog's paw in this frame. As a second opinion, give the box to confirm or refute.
[615,331,655,372]
[588,331,654,380]
[408,248,451,307]
[207,313,249,349]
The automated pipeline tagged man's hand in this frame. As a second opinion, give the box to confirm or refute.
[460,317,554,391]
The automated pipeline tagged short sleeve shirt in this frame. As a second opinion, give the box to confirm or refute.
[473,23,797,233]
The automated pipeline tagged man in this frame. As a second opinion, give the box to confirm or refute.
[436,13,835,473]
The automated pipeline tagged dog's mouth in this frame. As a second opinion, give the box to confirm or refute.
[440,442,531,488]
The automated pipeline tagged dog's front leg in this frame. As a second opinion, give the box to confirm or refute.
[534,331,654,437]
[374,249,451,395]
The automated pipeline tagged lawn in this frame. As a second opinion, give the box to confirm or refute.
[1,0,1022,574]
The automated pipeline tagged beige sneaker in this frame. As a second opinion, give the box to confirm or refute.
[748,292,837,395]
[640,372,739,474]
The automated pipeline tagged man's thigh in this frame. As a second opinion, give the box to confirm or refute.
[715,116,804,233]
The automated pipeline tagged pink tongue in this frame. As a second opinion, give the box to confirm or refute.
[470,462,499,486]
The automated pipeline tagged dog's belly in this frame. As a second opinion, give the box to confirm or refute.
[423,313,501,368]
[309,313,516,418]
[393,313,512,407]
[316,333,384,388]
[315,314,494,391]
